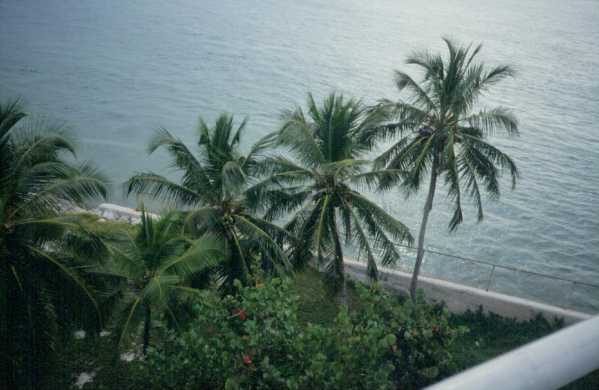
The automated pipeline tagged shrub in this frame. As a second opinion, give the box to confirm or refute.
[352,285,465,388]
[137,279,465,389]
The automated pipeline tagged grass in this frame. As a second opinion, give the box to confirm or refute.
[53,267,598,389]
[291,267,363,325]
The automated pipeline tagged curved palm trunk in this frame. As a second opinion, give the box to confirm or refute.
[3,255,18,390]
[330,213,348,306]
[142,304,151,355]
[410,161,438,302]
[26,295,36,390]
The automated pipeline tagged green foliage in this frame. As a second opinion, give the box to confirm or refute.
[50,271,599,390]
[259,93,413,294]
[368,39,520,299]
[95,207,225,353]
[126,114,291,292]
[448,307,561,371]
[137,278,463,389]
[354,286,466,387]
[373,38,519,231]
[0,99,108,389]
[291,267,347,325]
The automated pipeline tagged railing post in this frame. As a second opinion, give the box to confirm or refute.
[485,265,496,292]
[567,282,577,307]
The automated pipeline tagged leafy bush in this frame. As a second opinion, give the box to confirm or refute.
[137,279,465,389]
[352,285,466,388]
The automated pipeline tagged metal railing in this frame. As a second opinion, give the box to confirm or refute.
[425,314,599,390]
[354,243,599,314]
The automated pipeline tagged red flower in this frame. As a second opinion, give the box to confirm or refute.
[243,354,253,365]
[234,308,247,321]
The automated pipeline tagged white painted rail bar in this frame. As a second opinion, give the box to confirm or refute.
[426,315,599,390]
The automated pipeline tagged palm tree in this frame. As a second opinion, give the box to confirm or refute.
[260,93,413,302]
[97,208,224,354]
[369,39,519,300]
[126,114,292,292]
[0,100,108,388]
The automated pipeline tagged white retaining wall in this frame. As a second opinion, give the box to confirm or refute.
[94,203,158,224]
[344,259,591,325]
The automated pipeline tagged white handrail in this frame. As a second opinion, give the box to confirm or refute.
[426,315,599,390]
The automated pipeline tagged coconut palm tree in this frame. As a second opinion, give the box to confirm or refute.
[97,208,224,354]
[0,100,108,388]
[126,114,292,292]
[259,93,413,302]
[367,39,519,300]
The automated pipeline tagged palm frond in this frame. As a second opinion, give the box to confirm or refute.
[221,160,246,198]
[349,192,413,246]
[465,108,519,136]
[443,131,463,231]
[13,133,77,173]
[159,234,225,278]
[0,99,27,145]
[462,134,519,189]
[241,131,278,171]
[126,173,202,206]
[148,128,215,193]
[394,71,436,110]
[481,65,516,87]
[458,151,484,221]
[349,168,405,191]
[279,107,326,167]
[27,245,101,325]
[233,215,292,274]
[340,199,378,280]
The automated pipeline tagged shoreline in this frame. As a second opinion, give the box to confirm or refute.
[85,203,593,323]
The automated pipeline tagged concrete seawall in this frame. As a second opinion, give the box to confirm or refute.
[344,259,592,325]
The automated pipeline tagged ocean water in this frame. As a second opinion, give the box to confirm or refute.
[1,0,598,311]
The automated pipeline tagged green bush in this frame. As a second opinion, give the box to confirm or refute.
[352,286,466,387]
[138,279,465,389]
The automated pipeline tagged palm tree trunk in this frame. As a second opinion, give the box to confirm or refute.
[330,214,348,306]
[25,291,36,390]
[142,305,151,355]
[410,161,438,302]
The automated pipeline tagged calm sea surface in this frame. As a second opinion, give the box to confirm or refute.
[1,0,598,311]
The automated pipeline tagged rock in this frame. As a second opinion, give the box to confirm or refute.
[75,371,96,388]
[120,351,137,362]
[73,330,86,339]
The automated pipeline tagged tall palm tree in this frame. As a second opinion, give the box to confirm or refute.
[368,39,519,300]
[126,114,292,292]
[97,208,224,354]
[0,100,108,388]
[260,93,413,302]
